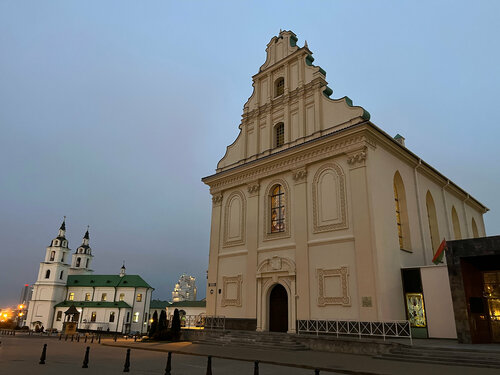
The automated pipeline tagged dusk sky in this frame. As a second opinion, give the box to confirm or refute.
[1,1,499,307]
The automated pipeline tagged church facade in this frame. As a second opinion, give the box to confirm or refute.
[26,220,154,334]
[202,31,488,336]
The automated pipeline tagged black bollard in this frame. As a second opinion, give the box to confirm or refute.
[114,334,117,342]
[134,335,137,342]
[123,348,131,372]
[314,370,320,375]
[77,335,80,342]
[65,335,68,341]
[59,334,62,341]
[254,360,259,375]
[164,352,172,375]
[91,335,94,343]
[82,346,90,368]
[39,344,47,364]
[98,335,101,344]
[71,335,74,342]
[206,356,212,375]
[85,335,87,343]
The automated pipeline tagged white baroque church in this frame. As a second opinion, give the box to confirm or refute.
[202,31,488,338]
[26,220,154,334]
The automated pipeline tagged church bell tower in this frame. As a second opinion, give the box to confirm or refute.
[26,218,71,330]
[69,228,94,275]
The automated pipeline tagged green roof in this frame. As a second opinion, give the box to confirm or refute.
[149,300,206,309]
[54,301,131,308]
[67,274,153,289]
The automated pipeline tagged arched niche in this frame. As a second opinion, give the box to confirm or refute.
[312,163,347,232]
[223,190,246,247]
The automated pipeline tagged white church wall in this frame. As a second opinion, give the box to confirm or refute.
[420,265,457,339]
[308,240,359,320]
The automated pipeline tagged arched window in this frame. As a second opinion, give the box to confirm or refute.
[50,251,55,261]
[86,258,89,268]
[472,218,479,238]
[59,270,63,280]
[45,270,51,279]
[275,77,284,97]
[452,206,462,240]
[275,122,284,148]
[393,172,411,250]
[119,293,125,301]
[76,257,81,267]
[426,191,440,253]
[271,185,285,233]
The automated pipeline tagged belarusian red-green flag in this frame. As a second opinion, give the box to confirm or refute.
[432,239,447,265]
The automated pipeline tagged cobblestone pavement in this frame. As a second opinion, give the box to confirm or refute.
[1,335,499,374]
[0,335,332,374]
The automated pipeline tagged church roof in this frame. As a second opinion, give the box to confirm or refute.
[67,274,153,289]
[55,301,131,308]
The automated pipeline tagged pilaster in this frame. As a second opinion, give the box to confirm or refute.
[207,193,223,315]
[347,148,379,320]
[246,182,260,319]
[292,166,309,321]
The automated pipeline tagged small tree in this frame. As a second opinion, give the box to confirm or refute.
[171,308,181,341]
[148,311,158,337]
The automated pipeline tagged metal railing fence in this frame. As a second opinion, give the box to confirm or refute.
[297,319,412,345]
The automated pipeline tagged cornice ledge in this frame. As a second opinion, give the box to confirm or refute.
[207,133,371,193]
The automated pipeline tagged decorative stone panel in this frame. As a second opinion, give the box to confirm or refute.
[221,275,243,307]
[317,266,350,306]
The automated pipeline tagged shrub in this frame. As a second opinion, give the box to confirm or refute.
[171,308,181,341]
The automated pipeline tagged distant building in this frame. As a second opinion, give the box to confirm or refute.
[149,299,206,327]
[171,274,197,302]
[26,219,154,334]
[19,284,31,306]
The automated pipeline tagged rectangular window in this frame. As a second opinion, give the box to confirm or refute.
[133,312,139,323]
[68,292,74,301]
[144,313,148,322]
[91,312,96,322]
[119,293,125,302]
[109,312,115,323]
[101,293,107,301]
[85,293,91,301]
[56,311,62,321]
[126,312,130,322]
[136,293,142,302]
[59,271,64,280]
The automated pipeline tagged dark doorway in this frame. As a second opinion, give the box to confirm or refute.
[269,284,288,332]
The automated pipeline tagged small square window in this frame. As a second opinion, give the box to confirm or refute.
[136,293,142,302]
[101,293,107,301]
[68,292,74,301]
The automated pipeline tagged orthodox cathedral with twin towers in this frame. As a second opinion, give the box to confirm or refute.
[26,219,153,334]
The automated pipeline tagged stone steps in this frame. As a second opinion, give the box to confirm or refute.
[194,330,309,351]
[374,347,500,369]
